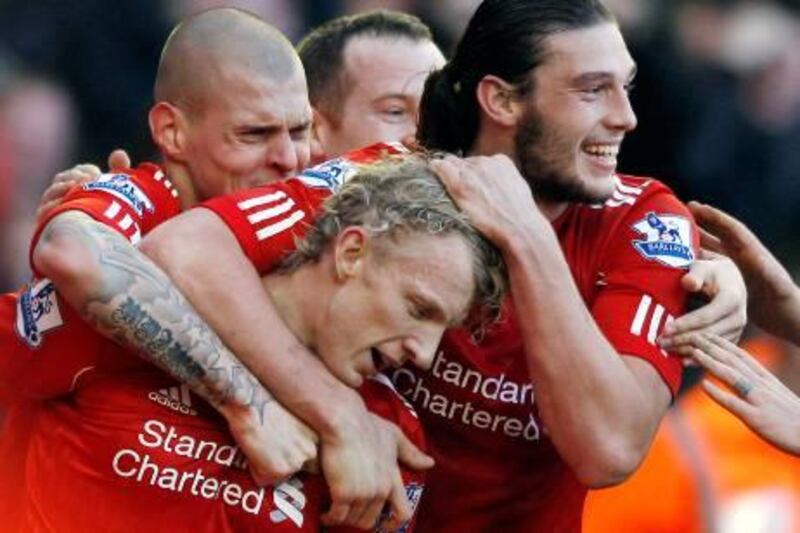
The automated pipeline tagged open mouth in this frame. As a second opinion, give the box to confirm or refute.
[371,348,387,374]
[582,143,619,168]
[370,348,402,374]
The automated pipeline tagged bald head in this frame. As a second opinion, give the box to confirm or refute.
[154,8,302,115]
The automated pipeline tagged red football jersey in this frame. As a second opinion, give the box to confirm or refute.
[17,335,424,532]
[3,146,424,532]
[0,163,181,530]
[393,176,697,532]
[199,142,407,274]
[198,158,696,531]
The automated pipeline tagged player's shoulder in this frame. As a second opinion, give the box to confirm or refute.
[80,162,178,216]
[296,142,409,191]
[588,175,696,269]
[601,174,677,210]
[577,174,688,225]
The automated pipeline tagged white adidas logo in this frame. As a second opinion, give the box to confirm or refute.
[148,384,197,416]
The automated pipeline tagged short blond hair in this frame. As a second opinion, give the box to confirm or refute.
[282,155,507,330]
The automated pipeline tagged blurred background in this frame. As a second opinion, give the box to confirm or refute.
[1,0,799,290]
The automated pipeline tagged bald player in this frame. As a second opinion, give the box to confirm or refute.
[6,8,425,530]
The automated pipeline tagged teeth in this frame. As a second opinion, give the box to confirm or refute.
[583,144,619,157]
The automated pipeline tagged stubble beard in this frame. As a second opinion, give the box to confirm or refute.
[513,106,612,206]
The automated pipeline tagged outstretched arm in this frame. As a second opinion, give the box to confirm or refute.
[33,211,317,484]
[689,333,800,456]
[687,202,800,346]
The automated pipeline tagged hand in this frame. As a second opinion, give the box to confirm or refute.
[430,154,546,247]
[36,149,132,223]
[689,333,800,456]
[659,250,747,353]
[320,412,433,530]
[224,400,319,486]
[688,201,800,343]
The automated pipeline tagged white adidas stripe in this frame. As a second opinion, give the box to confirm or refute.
[647,304,665,344]
[238,191,287,210]
[630,294,674,353]
[613,177,644,196]
[104,201,122,219]
[256,210,306,240]
[118,214,134,231]
[630,295,652,336]
[247,198,296,224]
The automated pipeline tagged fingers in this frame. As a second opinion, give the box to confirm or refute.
[429,158,464,195]
[701,334,772,380]
[691,346,741,389]
[701,379,754,418]
[659,301,726,347]
[355,492,392,531]
[108,149,131,170]
[698,228,725,255]
[660,305,744,349]
[37,164,102,222]
[321,501,351,528]
[322,488,391,529]
[689,201,752,249]
[380,469,413,531]
[690,335,763,401]
[395,429,434,471]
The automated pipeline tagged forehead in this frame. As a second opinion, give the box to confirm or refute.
[537,22,635,82]
[206,67,312,125]
[343,36,445,98]
[386,232,475,322]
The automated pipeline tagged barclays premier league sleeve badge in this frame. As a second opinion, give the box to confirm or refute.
[631,212,694,268]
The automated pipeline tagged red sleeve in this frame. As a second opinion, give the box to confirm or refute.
[0,283,104,403]
[197,178,330,275]
[197,143,410,275]
[29,163,182,275]
[591,187,699,396]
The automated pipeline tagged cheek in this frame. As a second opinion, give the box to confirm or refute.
[294,142,311,169]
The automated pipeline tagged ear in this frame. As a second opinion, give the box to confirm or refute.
[310,107,331,165]
[333,226,369,280]
[476,75,524,128]
[148,101,189,161]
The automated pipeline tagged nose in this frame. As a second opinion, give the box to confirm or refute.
[403,327,445,371]
[266,131,300,178]
[399,132,420,151]
[606,87,638,133]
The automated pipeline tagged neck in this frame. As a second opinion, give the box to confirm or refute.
[162,160,199,210]
[470,128,568,222]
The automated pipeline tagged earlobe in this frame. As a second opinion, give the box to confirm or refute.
[149,102,187,161]
[476,75,522,128]
[334,227,368,280]
[310,108,330,165]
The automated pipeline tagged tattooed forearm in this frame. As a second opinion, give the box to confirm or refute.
[38,212,273,418]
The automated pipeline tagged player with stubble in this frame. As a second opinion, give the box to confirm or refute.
[388,0,747,530]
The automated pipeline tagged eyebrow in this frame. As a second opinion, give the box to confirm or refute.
[571,64,638,85]
[373,93,415,103]
[289,119,312,133]
[237,118,311,135]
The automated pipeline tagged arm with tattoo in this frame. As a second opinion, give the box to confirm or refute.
[33,211,317,483]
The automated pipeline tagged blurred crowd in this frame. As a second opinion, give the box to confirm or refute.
[1,0,799,289]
